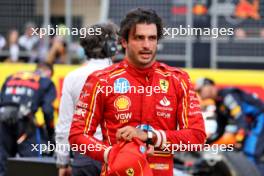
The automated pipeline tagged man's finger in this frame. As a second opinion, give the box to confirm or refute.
[126,133,133,141]
[147,145,155,156]
[121,130,131,140]
[117,126,130,133]
[116,126,132,139]
[116,127,126,140]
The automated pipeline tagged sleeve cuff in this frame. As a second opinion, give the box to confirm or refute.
[159,130,167,149]
[153,130,162,147]
[153,129,167,149]
[103,146,112,163]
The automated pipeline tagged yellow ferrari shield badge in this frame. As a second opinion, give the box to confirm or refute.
[126,168,134,176]
[159,79,169,92]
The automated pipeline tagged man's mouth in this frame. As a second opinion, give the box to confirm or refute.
[139,51,152,59]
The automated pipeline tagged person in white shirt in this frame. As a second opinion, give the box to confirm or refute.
[18,22,39,62]
[55,22,118,176]
[0,34,5,50]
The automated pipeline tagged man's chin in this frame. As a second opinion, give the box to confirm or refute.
[138,58,149,63]
[140,54,154,61]
[138,57,155,66]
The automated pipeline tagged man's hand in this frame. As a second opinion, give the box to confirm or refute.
[146,145,155,156]
[58,167,72,176]
[234,128,246,150]
[116,126,147,142]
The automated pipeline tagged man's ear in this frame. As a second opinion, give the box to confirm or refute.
[121,38,127,49]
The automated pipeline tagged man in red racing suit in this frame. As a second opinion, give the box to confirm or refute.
[69,8,206,176]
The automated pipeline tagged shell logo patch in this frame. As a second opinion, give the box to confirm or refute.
[114,95,131,111]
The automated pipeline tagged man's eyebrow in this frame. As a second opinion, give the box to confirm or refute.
[134,34,157,36]
[133,34,144,38]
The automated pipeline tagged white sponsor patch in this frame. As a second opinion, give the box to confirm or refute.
[76,100,88,108]
[157,111,171,118]
[190,103,200,109]
[160,96,171,106]
[74,108,86,117]
[115,112,132,123]
[156,105,173,111]
[80,91,90,98]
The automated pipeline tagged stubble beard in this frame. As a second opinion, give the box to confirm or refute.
[127,48,157,68]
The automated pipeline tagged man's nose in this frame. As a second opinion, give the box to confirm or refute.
[142,39,151,49]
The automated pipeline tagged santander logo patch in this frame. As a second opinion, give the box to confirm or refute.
[159,96,171,106]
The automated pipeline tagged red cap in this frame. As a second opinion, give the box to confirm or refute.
[107,138,153,176]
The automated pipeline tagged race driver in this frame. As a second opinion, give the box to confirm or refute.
[69,8,206,176]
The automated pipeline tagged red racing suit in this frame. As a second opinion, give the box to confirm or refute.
[69,59,206,176]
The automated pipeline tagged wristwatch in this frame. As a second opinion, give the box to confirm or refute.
[146,130,154,146]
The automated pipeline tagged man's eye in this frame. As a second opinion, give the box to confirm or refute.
[135,36,144,40]
[149,36,157,40]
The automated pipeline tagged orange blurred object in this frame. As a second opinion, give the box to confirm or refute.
[213,132,237,145]
[235,0,260,20]
[193,4,208,16]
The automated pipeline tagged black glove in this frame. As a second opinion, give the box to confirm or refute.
[0,104,21,125]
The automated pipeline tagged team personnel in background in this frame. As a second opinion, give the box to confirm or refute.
[69,8,206,176]
[0,62,56,176]
[196,77,264,175]
[55,22,118,176]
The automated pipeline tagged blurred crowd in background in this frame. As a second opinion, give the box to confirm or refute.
[0,23,72,64]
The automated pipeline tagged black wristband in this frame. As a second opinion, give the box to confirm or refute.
[146,131,154,146]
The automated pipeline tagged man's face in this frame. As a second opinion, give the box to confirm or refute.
[37,67,52,78]
[199,85,218,100]
[26,26,34,37]
[122,23,158,68]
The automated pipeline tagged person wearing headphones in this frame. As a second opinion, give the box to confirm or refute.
[55,22,118,176]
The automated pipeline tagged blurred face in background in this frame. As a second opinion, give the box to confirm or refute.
[9,30,18,44]
[199,85,218,100]
[122,23,158,68]
[35,65,53,78]
[26,25,35,37]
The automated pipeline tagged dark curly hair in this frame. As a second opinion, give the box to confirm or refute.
[80,22,118,58]
[119,8,163,42]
